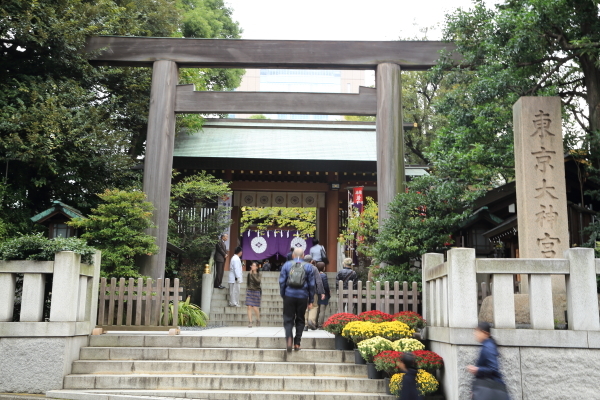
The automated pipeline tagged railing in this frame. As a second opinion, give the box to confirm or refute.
[337,280,421,314]
[97,277,182,331]
[423,247,600,331]
[0,250,101,337]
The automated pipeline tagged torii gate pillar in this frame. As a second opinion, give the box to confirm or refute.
[139,60,178,279]
[376,63,405,227]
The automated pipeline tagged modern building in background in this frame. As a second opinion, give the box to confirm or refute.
[232,69,367,120]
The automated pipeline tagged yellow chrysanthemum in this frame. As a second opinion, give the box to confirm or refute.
[389,370,439,396]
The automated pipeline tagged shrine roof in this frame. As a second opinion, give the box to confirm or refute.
[174,119,377,161]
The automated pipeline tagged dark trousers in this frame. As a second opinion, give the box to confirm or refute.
[214,261,225,288]
[283,296,308,345]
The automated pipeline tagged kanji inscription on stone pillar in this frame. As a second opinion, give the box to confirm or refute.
[513,97,568,290]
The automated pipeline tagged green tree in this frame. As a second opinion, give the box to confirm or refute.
[240,207,316,236]
[169,172,231,261]
[373,175,476,283]
[69,189,158,278]
[430,0,600,187]
[341,197,379,262]
[0,0,243,235]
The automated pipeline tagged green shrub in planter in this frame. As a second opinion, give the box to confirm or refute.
[0,233,95,263]
[165,296,209,327]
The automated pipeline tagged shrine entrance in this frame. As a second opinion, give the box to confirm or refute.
[85,36,456,278]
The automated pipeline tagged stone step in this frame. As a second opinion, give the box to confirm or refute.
[63,374,387,393]
[80,347,353,363]
[211,290,283,300]
[213,288,281,295]
[210,306,284,314]
[71,360,367,377]
[210,296,337,311]
[208,315,285,324]
[48,389,393,400]
[88,335,336,349]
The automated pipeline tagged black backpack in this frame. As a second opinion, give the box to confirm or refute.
[287,262,307,288]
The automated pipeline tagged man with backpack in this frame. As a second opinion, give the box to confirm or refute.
[279,247,316,352]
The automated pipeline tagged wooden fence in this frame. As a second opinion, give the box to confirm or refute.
[337,280,421,314]
[97,277,183,331]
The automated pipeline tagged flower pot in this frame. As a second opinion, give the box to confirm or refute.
[366,362,383,379]
[334,334,353,350]
[383,377,392,396]
[354,349,367,364]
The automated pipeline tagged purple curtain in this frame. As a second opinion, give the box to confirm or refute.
[242,230,313,261]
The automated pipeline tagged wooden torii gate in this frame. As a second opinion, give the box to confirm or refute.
[85,36,457,279]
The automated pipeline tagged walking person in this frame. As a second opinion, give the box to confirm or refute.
[309,238,328,265]
[279,247,315,352]
[467,321,511,400]
[228,246,243,307]
[246,261,261,327]
[303,255,325,330]
[316,261,330,328]
[336,258,358,313]
[397,352,422,400]
[214,234,228,289]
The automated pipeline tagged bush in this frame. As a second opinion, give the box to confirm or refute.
[0,233,95,263]
[389,369,439,396]
[392,338,425,352]
[374,350,404,375]
[392,311,426,330]
[413,350,444,372]
[377,321,414,341]
[69,189,157,278]
[357,310,393,323]
[165,296,209,327]
[322,313,360,335]
[357,336,394,363]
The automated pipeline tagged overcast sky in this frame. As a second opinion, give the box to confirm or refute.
[225,0,490,41]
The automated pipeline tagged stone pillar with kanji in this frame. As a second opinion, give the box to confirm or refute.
[513,97,568,293]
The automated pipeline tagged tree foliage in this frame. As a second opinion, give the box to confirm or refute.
[430,0,600,188]
[169,172,231,262]
[373,176,476,280]
[240,207,316,236]
[0,0,243,235]
[69,189,158,278]
[340,197,379,262]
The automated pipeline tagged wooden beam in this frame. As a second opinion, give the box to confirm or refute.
[85,36,458,70]
[175,85,377,116]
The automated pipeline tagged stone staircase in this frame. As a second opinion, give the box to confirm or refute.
[209,271,338,327]
[46,331,393,400]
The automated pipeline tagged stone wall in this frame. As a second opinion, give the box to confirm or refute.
[430,338,600,400]
[0,336,88,393]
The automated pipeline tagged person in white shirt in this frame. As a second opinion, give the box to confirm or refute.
[228,246,243,307]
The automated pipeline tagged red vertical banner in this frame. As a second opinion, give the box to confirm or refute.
[352,187,364,214]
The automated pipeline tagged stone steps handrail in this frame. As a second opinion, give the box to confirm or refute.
[423,247,600,331]
[0,250,101,337]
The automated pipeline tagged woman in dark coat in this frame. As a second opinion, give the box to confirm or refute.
[467,321,510,400]
[398,352,422,400]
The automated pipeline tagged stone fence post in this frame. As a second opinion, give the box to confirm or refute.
[447,248,478,329]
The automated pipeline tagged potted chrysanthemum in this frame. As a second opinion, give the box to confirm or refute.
[357,336,394,379]
[389,369,439,397]
[323,313,359,350]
